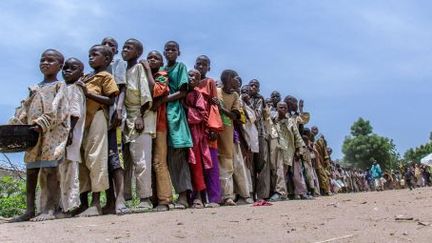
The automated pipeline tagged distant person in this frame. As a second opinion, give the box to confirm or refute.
[370,159,383,191]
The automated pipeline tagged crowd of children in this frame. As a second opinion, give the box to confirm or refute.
[8,37,429,223]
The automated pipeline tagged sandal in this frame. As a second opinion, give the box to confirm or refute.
[205,202,220,208]
[153,204,169,212]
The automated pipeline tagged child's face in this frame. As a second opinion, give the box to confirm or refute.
[147,52,163,70]
[164,43,179,63]
[102,38,118,55]
[287,99,298,112]
[62,59,83,83]
[188,70,201,88]
[39,51,62,76]
[241,87,250,102]
[277,103,288,117]
[122,41,139,61]
[194,58,210,78]
[249,81,259,95]
[271,91,281,104]
[89,47,109,70]
[232,77,241,93]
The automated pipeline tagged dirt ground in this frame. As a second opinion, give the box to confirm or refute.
[1,188,432,243]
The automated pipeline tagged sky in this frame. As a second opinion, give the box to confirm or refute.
[0,0,431,164]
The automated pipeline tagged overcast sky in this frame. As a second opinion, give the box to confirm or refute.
[0,0,430,163]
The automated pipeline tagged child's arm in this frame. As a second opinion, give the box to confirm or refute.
[76,80,116,106]
[140,60,155,92]
[67,116,79,146]
[112,84,126,128]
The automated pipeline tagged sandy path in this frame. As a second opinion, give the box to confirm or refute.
[1,188,432,242]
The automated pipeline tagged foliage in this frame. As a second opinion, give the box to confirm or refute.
[342,118,399,171]
[0,176,26,218]
[404,133,432,163]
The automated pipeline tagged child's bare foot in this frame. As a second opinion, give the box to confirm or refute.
[115,201,129,215]
[223,198,237,206]
[8,211,35,223]
[78,206,101,217]
[192,199,204,209]
[55,212,73,219]
[30,210,55,222]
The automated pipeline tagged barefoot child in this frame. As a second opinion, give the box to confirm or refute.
[9,49,70,222]
[184,69,212,209]
[101,37,128,215]
[163,41,193,209]
[215,70,242,206]
[146,50,173,211]
[122,38,156,212]
[58,57,85,216]
[194,55,223,207]
[77,45,119,217]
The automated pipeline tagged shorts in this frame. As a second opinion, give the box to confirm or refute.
[108,127,123,172]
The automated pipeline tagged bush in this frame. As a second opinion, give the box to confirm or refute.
[0,176,26,218]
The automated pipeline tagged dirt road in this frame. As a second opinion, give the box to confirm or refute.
[1,188,432,242]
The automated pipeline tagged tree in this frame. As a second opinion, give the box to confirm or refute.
[404,133,432,163]
[342,118,399,171]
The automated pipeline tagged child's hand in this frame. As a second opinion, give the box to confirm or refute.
[67,130,73,146]
[140,60,151,71]
[208,131,218,141]
[299,99,304,113]
[76,80,88,95]
[30,125,42,133]
[134,117,145,133]
[151,99,163,111]
[211,97,221,107]
[111,108,123,128]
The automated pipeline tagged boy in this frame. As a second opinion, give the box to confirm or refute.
[194,55,223,207]
[101,37,128,215]
[231,78,253,204]
[311,126,331,195]
[269,101,306,201]
[285,96,311,199]
[185,69,211,209]
[146,50,173,211]
[215,69,242,206]
[9,49,70,222]
[239,85,259,197]
[76,45,119,217]
[122,38,155,212]
[58,57,85,216]
[249,79,270,200]
[162,41,193,209]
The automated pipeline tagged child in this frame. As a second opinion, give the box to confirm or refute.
[194,55,223,207]
[101,37,128,215]
[311,126,331,195]
[248,79,270,200]
[76,44,119,217]
[185,69,211,209]
[215,70,241,206]
[145,50,173,211]
[146,50,173,210]
[239,85,259,197]
[9,49,70,222]
[160,41,193,209]
[285,97,311,199]
[269,102,305,201]
[121,38,155,212]
[231,78,253,204]
[58,57,85,216]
